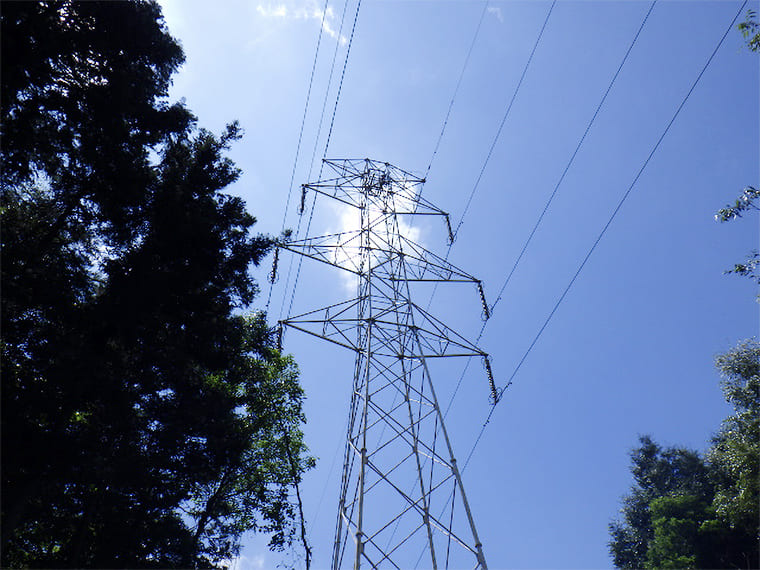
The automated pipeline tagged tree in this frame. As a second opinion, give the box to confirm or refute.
[738,9,760,52]
[609,341,760,569]
[608,436,714,569]
[610,14,760,568]
[184,325,315,564]
[716,10,760,287]
[1,2,311,567]
[708,340,760,569]
[646,494,720,569]
[716,186,760,286]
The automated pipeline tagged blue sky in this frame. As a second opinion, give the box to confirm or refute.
[159,0,758,567]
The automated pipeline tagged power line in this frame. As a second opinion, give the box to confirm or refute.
[488,0,657,314]
[320,1,362,175]
[275,0,353,322]
[411,5,746,563]
[267,4,360,550]
[266,0,331,313]
[280,0,330,233]
[499,0,747,398]
[424,0,490,183]
[451,0,557,242]
[292,1,356,534]
[409,1,560,539]
[439,0,658,418]
[284,0,363,321]
[425,0,556,312]
[307,0,354,184]
[463,0,749,475]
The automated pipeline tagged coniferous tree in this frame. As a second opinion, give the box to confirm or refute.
[1,2,312,567]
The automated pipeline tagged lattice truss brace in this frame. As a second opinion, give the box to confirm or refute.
[275,159,494,569]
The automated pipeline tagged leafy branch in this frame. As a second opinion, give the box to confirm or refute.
[738,9,760,52]
[715,186,760,222]
[715,186,760,287]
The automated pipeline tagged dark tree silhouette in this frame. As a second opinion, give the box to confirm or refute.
[1,2,311,567]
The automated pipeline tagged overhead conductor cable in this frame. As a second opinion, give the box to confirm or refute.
[463,0,750,475]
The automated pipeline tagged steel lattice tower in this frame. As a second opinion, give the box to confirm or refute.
[276,159,497,569]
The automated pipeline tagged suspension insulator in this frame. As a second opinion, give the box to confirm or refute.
[445,214,455,245]
[298,186,307,215]
[277,324,284,351]
[483,356,500,404]
[269,247,280,284]
[477,281,490,321]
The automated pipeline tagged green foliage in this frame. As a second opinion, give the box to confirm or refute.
[609,341,760,569]
[709,341,760,558]
[1,2,312,567]
[616,16,760,568]
[647,494,721,569]
[184,318,314,565]
[738,9,760,52]
[608,437,713,569]
[716,186,760,287]
[715,186,760,222]
[715,10,760,288]
[725,251,760,284]
[717,7,760,289]
[716,187,760,285]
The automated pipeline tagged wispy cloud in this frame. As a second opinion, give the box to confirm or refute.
[487,6,503,23]
[256,4,287,18]
[327,202,423,294]
[256,1,347,44]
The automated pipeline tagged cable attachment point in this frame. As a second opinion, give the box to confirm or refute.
[269,247,280,284]
[444,214,455,245]
[477,281,490,321]
[323,307,330,336]
[298,185,307,215]
[483,355,500,404]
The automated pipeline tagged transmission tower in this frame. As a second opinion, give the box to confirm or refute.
[275,158,498,569]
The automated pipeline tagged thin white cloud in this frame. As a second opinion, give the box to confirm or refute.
[327,201,423,294]
[256,1,347,44]
[330,202,362,293]
[256,4,287,18]
[487,6,503,23]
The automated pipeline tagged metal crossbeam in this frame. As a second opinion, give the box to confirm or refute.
[281,232,479,282]
[278,159,490,569]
